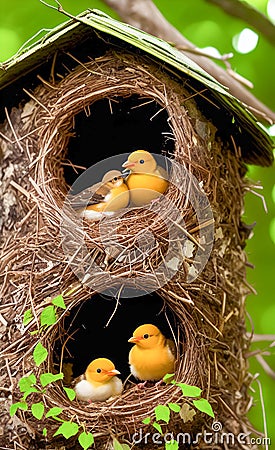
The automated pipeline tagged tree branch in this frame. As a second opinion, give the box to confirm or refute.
[206,0,275,46]
[102,0,275,124]
[256,354,275,379]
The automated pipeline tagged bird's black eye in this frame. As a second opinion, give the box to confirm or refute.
[113,177,118,181]
[143,333,149,339]
[96,368,102,373]
[139,159,145,164]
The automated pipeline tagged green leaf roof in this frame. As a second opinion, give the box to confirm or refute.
[0,9,273,165]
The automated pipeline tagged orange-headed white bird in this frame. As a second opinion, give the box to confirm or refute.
[73,358,123,402]
[71,170,129,220]
[128,324,175,383]
[122,150,169,206]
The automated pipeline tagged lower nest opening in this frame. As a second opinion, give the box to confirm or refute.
[42,290,206,434]
[53,291,178,381]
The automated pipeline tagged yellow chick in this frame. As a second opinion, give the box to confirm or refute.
[71,170,129,220]
[122,150,169,206]
[128,324,175,383]
[73,358,123,402]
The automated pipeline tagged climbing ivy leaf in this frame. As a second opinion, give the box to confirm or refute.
[163,373,175,384]
[78,431,94,449]
[193,398,214,418]
[63,386,76,401]
[22,387,39,400]
[33,342,48,366]
[45,407,63,418]
[53,421,79,439]
[176,383,202,397]
[112,438,131,450]
[40,305,56,327]
[10,401,28,417]
[165,440,179,450]
[154,404,170,423]
[152,421,163,434]
[52,294,66,309]
[23,309,33,326]
[40,372,63,387]
[19,374,36,392]
[168,402,181,413]
[142,417,151,425]
[31,402,44,419]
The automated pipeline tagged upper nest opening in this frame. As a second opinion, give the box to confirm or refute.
[64,95,174,188]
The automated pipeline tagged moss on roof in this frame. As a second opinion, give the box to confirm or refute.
[0,9,273,166]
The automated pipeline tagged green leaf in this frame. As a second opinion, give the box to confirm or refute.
[168,402,181,413]
[33,342,48,366]
[165,440,179,450]
[40,305,56,327]
[19,374,36,392]
[152,422,163,434]
[40,372,64,387]
[42,428,47,437]
[23,309,33,326]
[176,383,202,397]
[163,373,175,383]
[52,294,66,309]
[63,386,76,401]
[113,438,123,450]
[22,387,39,400]
[10,401,28,417]
[193,398,214,418]
[154,405,170,423]
[45,407,63,418]
[53,421,79,439]
[31,402,44,419]
[142,417,151,425]
[78,431,94,449]
[30,330,39,335]
[112,438,130,450]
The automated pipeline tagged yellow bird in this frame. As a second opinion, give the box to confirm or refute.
[73,358,123,402]
[122,150,169,206]
[128,324,175,384]
[71,170,129,220]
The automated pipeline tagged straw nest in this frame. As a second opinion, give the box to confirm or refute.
[0,51,258,449]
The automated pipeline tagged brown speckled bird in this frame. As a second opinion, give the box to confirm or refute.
[71,170,129,220]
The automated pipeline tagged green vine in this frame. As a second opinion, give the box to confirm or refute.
[10,294,94,450]
[10,296,215,450]
[142,373,214,450]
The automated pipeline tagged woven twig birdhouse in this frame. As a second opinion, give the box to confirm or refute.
[0,9,274,450]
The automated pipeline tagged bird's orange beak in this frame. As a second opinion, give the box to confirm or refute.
[128,336,142,343]
[122,160,136,169]
[104,369,121,376]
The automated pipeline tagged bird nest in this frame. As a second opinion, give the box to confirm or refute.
[0,50,257,448]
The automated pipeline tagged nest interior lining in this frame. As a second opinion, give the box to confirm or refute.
[0,49,256,448]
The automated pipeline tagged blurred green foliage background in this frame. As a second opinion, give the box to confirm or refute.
[1,0,274,445]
